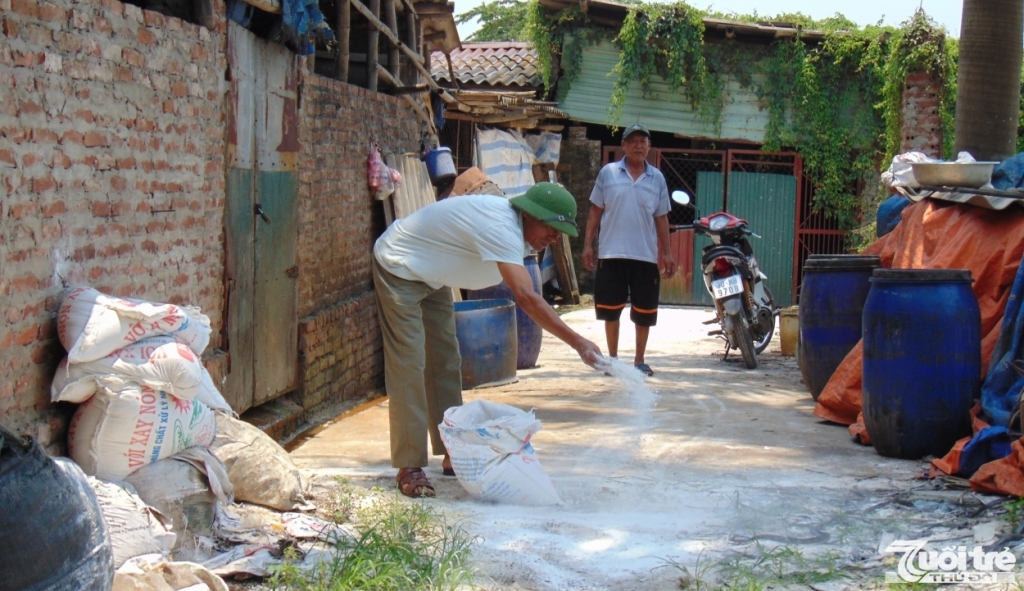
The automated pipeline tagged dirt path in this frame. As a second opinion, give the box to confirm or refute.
[290,307,1013,590]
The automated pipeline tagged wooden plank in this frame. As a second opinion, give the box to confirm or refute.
[552,233,581,304]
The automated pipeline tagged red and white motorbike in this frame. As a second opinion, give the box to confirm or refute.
[673,191,777,369]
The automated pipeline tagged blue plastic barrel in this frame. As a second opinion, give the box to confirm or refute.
[862,269,980,459]
[453,299,518,390]
[466,256,544,369]
[798,255,881,400]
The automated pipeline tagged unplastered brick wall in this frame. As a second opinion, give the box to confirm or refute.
[294,72,420,411]
[0,0,227,450]
[901,71,943,158]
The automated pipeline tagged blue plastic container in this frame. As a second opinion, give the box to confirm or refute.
[424,147,456,186]
[798,255,881,400]
[453,299,518,390]
[862,269,980,459]
[465,257,544,368]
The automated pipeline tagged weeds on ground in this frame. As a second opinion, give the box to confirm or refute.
[267,479,476,591]
[666,545,845,591]
[1004,497,1024,530]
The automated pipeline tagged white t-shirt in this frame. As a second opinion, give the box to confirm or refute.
[589,158,671,264]
[374,194,528,290]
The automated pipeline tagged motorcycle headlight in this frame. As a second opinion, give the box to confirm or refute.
[709,215,729,231]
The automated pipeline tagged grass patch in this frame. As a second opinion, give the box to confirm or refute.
[267,480,476,591]
[667,544,846,591]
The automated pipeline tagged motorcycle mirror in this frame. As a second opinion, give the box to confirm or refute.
[671,190,691,206]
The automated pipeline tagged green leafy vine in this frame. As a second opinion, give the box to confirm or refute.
[462,1,957,229]
[610,4,723,132]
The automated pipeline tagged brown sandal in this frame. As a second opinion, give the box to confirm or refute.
[397,468,435,498]
[442,453,455,477]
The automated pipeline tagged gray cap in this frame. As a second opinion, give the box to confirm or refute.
[622,123,651,139]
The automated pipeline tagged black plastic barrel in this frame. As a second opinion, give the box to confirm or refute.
[798,255,881,400]
[862,269,980,459]
[0,424,114,591]
[466,256,544,369]
[453,299,518,389]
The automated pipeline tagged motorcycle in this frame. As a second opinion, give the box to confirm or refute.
[671,191,778,369]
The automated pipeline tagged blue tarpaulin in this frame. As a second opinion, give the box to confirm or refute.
[981,250,1024,428]
[876,194,911,238]
[282,0,334,55]
[992,153,1024,190]
[958,426,1013,477]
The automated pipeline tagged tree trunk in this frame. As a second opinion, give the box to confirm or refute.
[953,0,1024,161]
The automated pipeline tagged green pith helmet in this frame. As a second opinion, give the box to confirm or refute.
[509,182,578,237]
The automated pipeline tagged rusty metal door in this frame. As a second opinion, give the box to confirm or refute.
[225,22,300,412]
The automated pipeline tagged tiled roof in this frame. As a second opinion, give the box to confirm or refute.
[431,42,541,87]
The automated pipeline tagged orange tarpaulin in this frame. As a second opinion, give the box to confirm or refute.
[812,198,1024,496]
[813,199,1024,426]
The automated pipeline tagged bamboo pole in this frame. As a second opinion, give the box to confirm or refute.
[367,0,380,91]
[383,0,400,82]
[337,0,350,82]
[348,0,458,103]
[405,9,417,84]
[377,64,431,125]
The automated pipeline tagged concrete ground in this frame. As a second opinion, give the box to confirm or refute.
[289,307,1014,590]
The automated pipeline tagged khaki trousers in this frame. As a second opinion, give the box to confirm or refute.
[372,257,463,468]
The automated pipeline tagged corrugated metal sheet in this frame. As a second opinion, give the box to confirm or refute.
[726,172,797,306]
[431,43,541,87]
[385,153,437,219]
[558,39,770,142]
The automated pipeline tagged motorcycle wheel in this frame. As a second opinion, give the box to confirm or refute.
[724,309,758,369]
[753,311,775,354]
[753,285,777,354]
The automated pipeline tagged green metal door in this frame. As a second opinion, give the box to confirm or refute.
[725,172,797,306]
[691,171,724,306]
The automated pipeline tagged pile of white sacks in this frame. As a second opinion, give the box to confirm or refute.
[53,287,317,588]
[55,286,224,480]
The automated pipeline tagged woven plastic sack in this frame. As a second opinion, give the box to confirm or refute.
[53,335,205,404]
[58,286,210,363]
[439,400,561,505]
[68,383,217,481]
[208,412,307,511]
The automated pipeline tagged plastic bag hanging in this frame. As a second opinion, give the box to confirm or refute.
[367,142,383,192]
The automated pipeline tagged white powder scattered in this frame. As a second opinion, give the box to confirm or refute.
[596,355,658,411]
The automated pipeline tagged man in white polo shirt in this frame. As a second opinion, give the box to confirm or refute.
[373,182,603,498]
[582,123,676,377]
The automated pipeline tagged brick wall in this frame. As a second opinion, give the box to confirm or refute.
[556,137,602,294]
[293,72,420,411]
[901,71,943,158]
[0,0,227,450]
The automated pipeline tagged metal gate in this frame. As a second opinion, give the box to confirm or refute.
[601,148,805,306]
[224,23,300,412]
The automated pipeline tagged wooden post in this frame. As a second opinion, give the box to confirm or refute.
[337,0,350,82]
[384,0,400,82]
[367,0,380,91]
[405,10,417,84]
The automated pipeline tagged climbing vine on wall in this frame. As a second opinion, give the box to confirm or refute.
[523,2,956,229]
